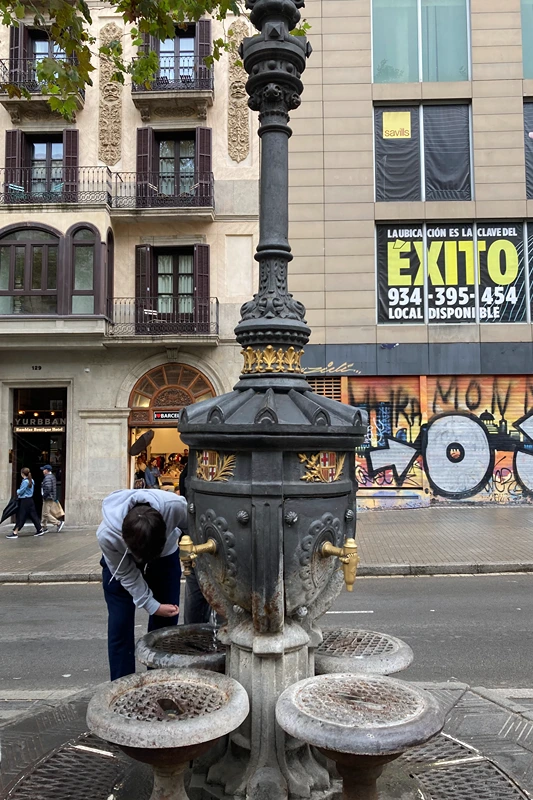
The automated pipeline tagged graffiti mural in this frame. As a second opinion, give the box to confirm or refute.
[349,376,533,509]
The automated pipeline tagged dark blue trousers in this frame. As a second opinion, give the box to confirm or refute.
[101,550,181,680]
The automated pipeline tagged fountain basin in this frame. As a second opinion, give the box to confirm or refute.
[276,673,443,757]
[315,628,413,676]
[87,668,249,800]
[136,624,226,673]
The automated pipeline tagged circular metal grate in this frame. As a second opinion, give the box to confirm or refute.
[295,675,425,728]
[317,628,397,658]
[110,678,226,722]
[154,629,226,656]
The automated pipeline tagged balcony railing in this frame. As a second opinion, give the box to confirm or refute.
[0,168,214,209]
[131,55,213,92]
[0,167,112,205]
[106,297,219,337]
[112,171,214,209]
[0,57,85,97]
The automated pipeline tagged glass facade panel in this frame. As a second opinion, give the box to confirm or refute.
[422,0,468,82]
[0,247,9,290]
[14,247,25,289]
[524,0,533,78]
[74,246,94,290]
[373,0,419,83]
[11,296,57,314]
[47,247,58,289]
[72,295,94,314]
[0,296,13,314]
[0,230,57,242]
[32,246,43,289]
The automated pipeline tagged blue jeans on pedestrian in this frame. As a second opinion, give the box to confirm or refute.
[101,549,181,680]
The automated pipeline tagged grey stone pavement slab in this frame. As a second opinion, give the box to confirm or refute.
[3,683,533,799]
[2,504,533,582]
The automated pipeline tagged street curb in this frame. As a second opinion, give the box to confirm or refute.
[0,572,101,583]
[358,562,533,576]
[2,562,533,583]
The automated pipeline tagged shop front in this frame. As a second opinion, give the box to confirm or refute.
[11,387,67,513]
[128,362,216,490]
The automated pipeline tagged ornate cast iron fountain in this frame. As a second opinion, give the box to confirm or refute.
[178,0,367,797]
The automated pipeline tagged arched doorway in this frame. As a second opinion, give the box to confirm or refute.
[128,362,216,488]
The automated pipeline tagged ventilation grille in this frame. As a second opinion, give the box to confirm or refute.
[307,377,342,402]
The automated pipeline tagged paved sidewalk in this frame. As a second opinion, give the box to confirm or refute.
[4,682,533,798]
[1,504,533,581]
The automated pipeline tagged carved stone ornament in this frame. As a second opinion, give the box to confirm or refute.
[228,20,250,163]
[196,451,236,482]
[129,410,150,423]
[98,22,123,166]
[153,388,192,408]
[298,452,347,484]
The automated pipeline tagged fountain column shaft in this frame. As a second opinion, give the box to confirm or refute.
[258,127,290,253]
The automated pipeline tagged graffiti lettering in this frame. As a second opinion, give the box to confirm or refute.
[350,376,533,509]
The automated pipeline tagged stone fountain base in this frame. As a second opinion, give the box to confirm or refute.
[1,683,532,800]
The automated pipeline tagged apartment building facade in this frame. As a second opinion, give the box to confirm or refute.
[292,0,533,509]
[0,7,259,523]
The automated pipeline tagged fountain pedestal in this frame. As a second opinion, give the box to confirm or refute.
[86,669,249,800]
[276,674,445,800]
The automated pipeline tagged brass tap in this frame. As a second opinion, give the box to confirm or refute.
[179,534,217,576]
[321,537,359,592]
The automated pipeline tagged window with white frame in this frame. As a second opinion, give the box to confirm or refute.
[372,0,469,84]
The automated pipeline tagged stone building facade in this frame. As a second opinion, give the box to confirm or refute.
[292,0,533,508]
[0,6,259,523]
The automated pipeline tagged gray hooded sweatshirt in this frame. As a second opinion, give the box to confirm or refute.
[96,489,187,616]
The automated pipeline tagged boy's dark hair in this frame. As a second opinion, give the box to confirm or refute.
[122,503,166,563]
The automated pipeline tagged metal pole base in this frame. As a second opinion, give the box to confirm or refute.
[151,763,189,800]
[319,750,399,800]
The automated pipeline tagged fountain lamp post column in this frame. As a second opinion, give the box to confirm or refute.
[178,1,367,798]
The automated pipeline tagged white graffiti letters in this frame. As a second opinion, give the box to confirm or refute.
[423,414,492,497]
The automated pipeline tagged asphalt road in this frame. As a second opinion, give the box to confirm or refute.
[0,574,532,694]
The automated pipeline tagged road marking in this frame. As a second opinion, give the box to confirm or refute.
[326,610,374,615]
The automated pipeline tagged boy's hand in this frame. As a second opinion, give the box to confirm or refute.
[155,604,179,617]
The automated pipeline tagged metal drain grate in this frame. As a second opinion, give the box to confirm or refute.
[416,761,528,799]
[155,630,226,656]
[317,629,397,658]
[402,734,479,764]
[7,742,125,800]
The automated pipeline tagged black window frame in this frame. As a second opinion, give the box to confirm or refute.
[135,243,210,334]
[374,103,473,203]
[0,222,105,317]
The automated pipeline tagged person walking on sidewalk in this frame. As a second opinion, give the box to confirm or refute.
[97,488,187,680]
[6,468,45,539]
[40,465,65,533]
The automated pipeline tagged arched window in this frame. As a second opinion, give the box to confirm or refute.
[70,227,96,314]
[0,227,60,315]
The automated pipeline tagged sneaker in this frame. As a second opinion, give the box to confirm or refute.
[34,529,46,537]
[57,520,65,532]
[5,532,18,539]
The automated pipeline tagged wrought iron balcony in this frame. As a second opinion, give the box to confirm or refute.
[0,58,85,121]
[0,168,213,211]
[131,55,213,121]
[131,55,213,92]
[106,296,219,338]
[111,171,214,210]
[0,167,112,205]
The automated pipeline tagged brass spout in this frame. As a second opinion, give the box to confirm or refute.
[321,537,359,592]
[179,534,217,576]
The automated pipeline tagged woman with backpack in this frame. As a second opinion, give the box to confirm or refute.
[6,468,45,539]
